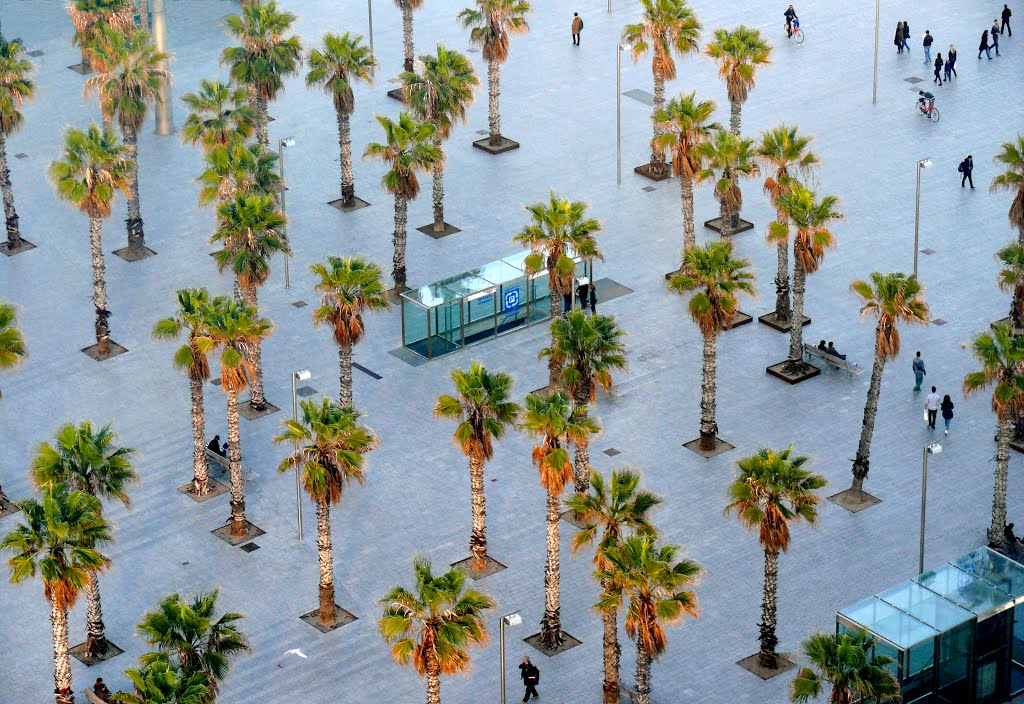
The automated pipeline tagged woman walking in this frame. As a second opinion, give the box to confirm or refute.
[979,30,992,59]
[933,53,944,85]
[948,44,957,77]
[941,394,954,434]
[902,20,912,52]
[895,22,905,53]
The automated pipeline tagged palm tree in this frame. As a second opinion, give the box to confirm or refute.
[306,32,375,208]
[599,536,701,704]
[400,45,479,232]
[848,273,928,498]
[756,125,819,327]
[654,91,719,253]
[379,558,494,704]
[202,296,273,539]
[726,446,825,670]
[110,660,209,704]
[3,485,112,704]
[991,135,1024,246]
[395,0,425,72]
[0,301,26,401]
[49,125,130,357]
[311,256,390,408]
[435,362,520,571]
[669,241,755,451]
[997,243,1024,329]
[964,323,1024,549]
[513,192,603,389]
[221,0,302,146]
[363,113,441,291]
[0,36,34,253]
[522,391,599,650]
[695,128,759,237]
[31,421,137,660]
[211,193,289,412]
[790,629,901,704]
[622,0,702,178]
[458,0,532,149]
[181,78,256,153]
[197,141,280,211]
[137,590,250,701]
[704,26,771,136]
[68,0,135,71]
[565,469,660,704]
[275,399,378,627]
[541,311,626,495]
[153,289,217,497]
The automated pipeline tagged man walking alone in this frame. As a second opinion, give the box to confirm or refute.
[519,657,540,702]
[1002,4,1012,35]
[913,351,926,391]
[959,155,975,188]
[571,12,583,45]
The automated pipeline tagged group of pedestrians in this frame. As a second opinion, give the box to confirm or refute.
[896,5,1013,86]
[914,352,955,434]
[979,7,1012,58]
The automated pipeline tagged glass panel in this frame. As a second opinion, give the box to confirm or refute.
[528,270,551,324]
[916,564,1012,618]
[938,621,973,699]
[401,298,430,359]
[464,290,497,346]
[404,282,460,308]
[1013,604,1024,696]
[903,639,936,701]
[874,637,902,682]
[974,650,1008,704]
[954,547,1024,598]
[431,300,463,357]
[976,610,1010,659]
[839,596,939,649]
[497,281,528,334]
[880,581,975,631]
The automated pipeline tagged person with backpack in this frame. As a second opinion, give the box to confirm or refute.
[959,155,975,189]
[519,657,540,702]
[571,12,583,45]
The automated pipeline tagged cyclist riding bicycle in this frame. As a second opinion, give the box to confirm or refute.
[917,90,935,113]
[784,5,798,36]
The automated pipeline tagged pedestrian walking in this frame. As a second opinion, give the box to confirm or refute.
[948,44,958,77]
[933,53,944,84]
[903,20,912,51]
[925,386,941,429]
[980,29,993,59]
[944,56,952,81]
[991,19,1001,54]
[519,657,540,702]
[959,155,975,188]
[895,22,905,53]
[941,394,954,434]
[1002,4,1013,35]
[913,351,926,391]
[576,278,597,315]
[923,29,934,63]
[571,12,583,45]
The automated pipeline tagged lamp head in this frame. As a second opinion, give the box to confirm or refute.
[295,369,312,382]
[618,43,629,52]
[502,612,522,627]
[919,158,933,169]
[281,137,296,148]
[926,442,942,455]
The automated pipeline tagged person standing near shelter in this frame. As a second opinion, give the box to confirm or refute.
[895,22,905,53]
[519,657,540,702]
[980,29,993,58]
[913,351,926,391]
[991,19,1002,55]
[925,386,941,429]
[948,44,958,77]
[923,29,934,63]
[1002,4,1012,35]
[941,394,954,434]
[933,53,944,84]
[571,12,583,45]
[959,155,975,188]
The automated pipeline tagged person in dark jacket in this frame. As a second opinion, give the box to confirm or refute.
[933,53,944,84]
[519,657,540,702]
[903,20,912,51]
[93,678,112,702]
[207,434,226,456]
[576,279,597,315]
[959,155,974,188]
[991,19,1001,55]
[785,5,798,36]
[895,22,905,53]
[980,30,992,59]
[941,394,954,434]
[923,30,934,63]
[826,341,846,360]
[948,44,958,77]
[1002,4,1013,35]
[943,56,952,81]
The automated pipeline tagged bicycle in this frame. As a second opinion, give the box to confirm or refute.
[916,100,940,122]
[786,21,805,43]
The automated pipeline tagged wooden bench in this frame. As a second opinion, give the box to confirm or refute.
[803,343,864,376]
[205,449,259,482]
[84,691,107,704]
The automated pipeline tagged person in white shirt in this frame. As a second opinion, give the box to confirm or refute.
[924,386,941,429]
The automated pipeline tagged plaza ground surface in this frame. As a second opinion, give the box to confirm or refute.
[1,0,1022,702]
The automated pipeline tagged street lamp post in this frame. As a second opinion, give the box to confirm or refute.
[872,0,880,104]
[291,369,311,541]
[616,44,627,185]
[499,612,522,704]
[278,137,295,289]
[368,0,374,67]
[912,158,932,277]
[151,0,173,135]
[919,442,942,574]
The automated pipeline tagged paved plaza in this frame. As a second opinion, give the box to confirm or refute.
[1,0,1023,702]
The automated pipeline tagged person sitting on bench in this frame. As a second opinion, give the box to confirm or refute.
[817,340,828,352]
[1005,522,1023,550]
[93,678,111,702]
[207,434,226,457]
[826,341,847,360]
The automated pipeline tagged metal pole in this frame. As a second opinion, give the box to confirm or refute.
[608,0,611,13]
[499,618,506,704]
[368,0,374,64]
[919,446,928,574]
[279,140,290,290]
[151,0,173,135]
[913,162,922,277]
[872,0,880,104]
[292,372,303,541]
[616,46,622,185]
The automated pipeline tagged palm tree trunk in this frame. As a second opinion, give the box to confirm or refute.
[338,343,353,409]
[432,134,446,232]
[88,216,111,355]
[850,328,886,495]
[425,659,442,704]
[122,123,146,257]
[729,99,742,136]
[189,373,211,496]
[634,639,653,704]
[548,269,563,390]
[338,108,355,206]
[1012,284,1024,329]
[487,59,501,145]
[601,591,621,704]
[243,287,266,410]
[650,66,666,175]
[540,486,563,649]
[226,388,248,538]
[681,174,695,251]
[402,1,415,71]
[51,601,74,704]
[699,331,719,451]
[84,577,108,658]
[468,455,488,568]
[572,386,593,495]
[0,134,22,250]
[758,548,780,669]
[990,416,1011,549]
[316,496,337,626]
[773,221,792,322]
[249,87,269,147]
[718,187,733,238]
[392,194,409,290]
[783,255,807,373]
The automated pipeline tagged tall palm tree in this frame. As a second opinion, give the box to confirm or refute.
[599,536,701,704]
[565,469,660,704]
[513,192,603,389]
[997,243,1024,329]
[395,0,426,72]
[622,0,702,178]
[180,78,256,153]
[363,113,441,291]
[202,296,273,539]
[400,45,479,233]
[221,0,302,146]
[458,0,532,149]
[379,558,494,704]
[3,485,112,704]
[153,289,217,497]
[726,446,825,670]
[31,421,137,660]
[0,36,34,253]
[790,629,901,704]
[669,241,755,451]
[137,590,250,702]
[768,184,842,377]
[311,256,390,409]
[68,0,134,71]
[522,391,599,650]
[704,26,771,136]
[756,125,818,326]
[964,323,1024,549]
[991,135,1024,246]
[695,128,759,237]
[654,91,719,253]
[541,311,626,495]
[275,399,377,627]
[848,273,928,498]
[211,193,289,412]
[0,300,26,401]
[197,141,280,212]
[110,660,209,704]
[84,27,169,260]
[435,362,520,570]
[49,125,131,357]
[306,32,375,208]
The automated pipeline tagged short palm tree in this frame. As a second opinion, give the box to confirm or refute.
[705,26,771,136]
[221,0,302,146]
[180,78,256,153]
[153,288,217,497]
[849,273,928,499]
[964,323,1024,549]
[655,91,719,253]
[137,590,250,701]
[311,256,390,409]
[3,485,111,704]
[363,112,441,291]
[790,629,901,704]
[726,446,825,670]
[991,135,1024,246]
[523,391,599,650]
[669,241,755,451]
[435,362,520,571]
[400,45,479,233]
[110,660,209,704]
[541,311,626,495]
[622,0,702,178]
[695,128,759,237]
[306,32,375,208]
[757,125,819,326]
[395,0,426,72]
[0,301,27,401]
[513,192,603,389]
[0,36,34,252]
[458,0,532,149]
[379,559,494,704]
[275,399,377,627]
[68,0,134,71]
[49,124,130,357]
[565,469,660,704]
[997,242,1024,329]
[599,536,700,704]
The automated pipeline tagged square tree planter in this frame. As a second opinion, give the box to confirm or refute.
[828,488,882,513]
[524,630,582,657]
[70,640,124,666]
[0,239,36,256]
[758,312,811,332]
[683,437,735,458]
[766,360,820,385]
[634,162,670,182]
[417,222,461,239]
[704,214,754,235]
[300,605,358,633]
[737,653,796,680]
[211,520,265,546]
[473,136,519,154]
[82,341,128,362]
[327,197,371,213]
[450,555,507,580]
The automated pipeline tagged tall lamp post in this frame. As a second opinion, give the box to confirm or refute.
[151,0,173,135]
[919,442,942,574]
[368,0,374,68]
[872,0,880,104]
[278,137,296,289]
[912,157,932,277]
[499,611,522,704]
[616,44,627,185]
[290,368,312,541]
